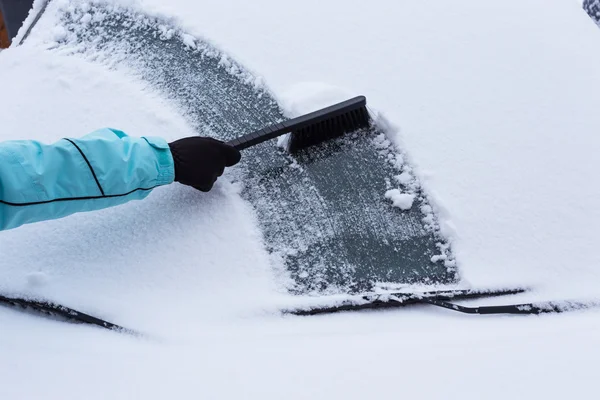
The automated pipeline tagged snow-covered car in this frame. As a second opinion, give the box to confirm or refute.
[1,1,600,399]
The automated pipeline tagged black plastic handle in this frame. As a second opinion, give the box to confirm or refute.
[227,96,366,151]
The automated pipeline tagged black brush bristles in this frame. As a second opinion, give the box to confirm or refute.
[287,104,370,153]
[227,96,370,153]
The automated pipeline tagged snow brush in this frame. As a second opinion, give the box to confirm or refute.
[226,96,370,152]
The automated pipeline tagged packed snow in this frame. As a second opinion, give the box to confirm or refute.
[1,0,600,399]
[384,189,415,210]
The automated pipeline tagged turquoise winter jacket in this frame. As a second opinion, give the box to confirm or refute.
[0,128,175,231]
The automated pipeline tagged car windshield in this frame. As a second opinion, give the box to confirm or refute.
[24,3,457,295]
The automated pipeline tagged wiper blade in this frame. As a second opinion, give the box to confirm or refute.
[0,293,137,335]
[421,297,598,315]
[288,287,596,316]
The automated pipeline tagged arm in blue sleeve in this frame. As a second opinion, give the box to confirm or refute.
[0,128,175,231]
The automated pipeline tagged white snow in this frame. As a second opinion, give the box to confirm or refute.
[384,189,415,210]
[51,25,68,42]
[1,0,600,399]
[25,271,50,287]
[180,33,196,49]
[279,81,356,117]
[395,171,414,185]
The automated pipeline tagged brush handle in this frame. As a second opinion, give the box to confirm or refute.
[226,96,366,151]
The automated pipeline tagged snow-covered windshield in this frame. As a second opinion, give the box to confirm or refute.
[22,2,456,294]
[4,0,600,398]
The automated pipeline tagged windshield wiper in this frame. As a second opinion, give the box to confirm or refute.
[289,287,596,316]
[0,293,138,335]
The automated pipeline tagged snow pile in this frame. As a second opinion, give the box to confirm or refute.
[384,189,414,210]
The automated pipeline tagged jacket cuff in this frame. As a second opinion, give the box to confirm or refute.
[142,136,175,186]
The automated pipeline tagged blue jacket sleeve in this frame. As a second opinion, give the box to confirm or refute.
[0,128,175,231]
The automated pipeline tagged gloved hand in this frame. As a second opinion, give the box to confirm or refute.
[168,137,241,192]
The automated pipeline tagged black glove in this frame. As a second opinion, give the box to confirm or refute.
[168,137,241,192]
